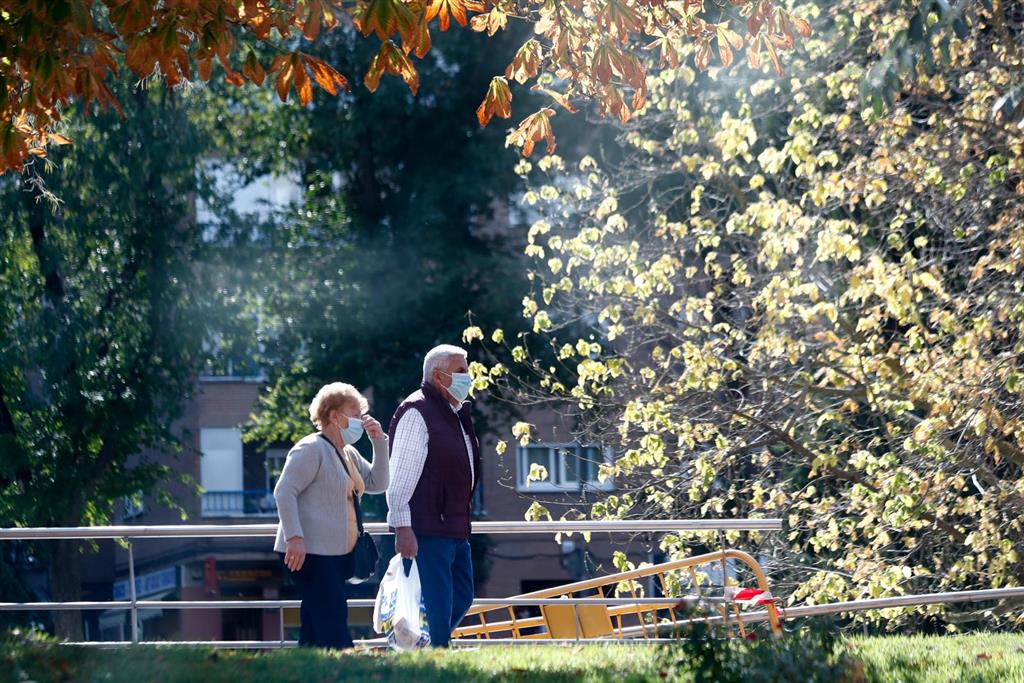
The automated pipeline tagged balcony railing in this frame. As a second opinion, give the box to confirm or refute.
[201,490,278,518]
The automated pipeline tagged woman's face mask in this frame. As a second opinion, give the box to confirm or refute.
[336,413,364,444]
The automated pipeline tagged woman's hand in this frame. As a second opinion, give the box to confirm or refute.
[284,536,306,572]
[362,415,385,439]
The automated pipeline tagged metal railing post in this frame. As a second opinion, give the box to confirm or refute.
[716,531,729,637]
[127,539,138,644]
[279,606,285,646]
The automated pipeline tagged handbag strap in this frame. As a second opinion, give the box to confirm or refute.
[318,434,365,535]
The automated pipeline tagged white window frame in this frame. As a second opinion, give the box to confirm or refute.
[516,443,614,493]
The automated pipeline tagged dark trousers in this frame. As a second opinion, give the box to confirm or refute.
[416,534,474,648]
[280,552,354,649]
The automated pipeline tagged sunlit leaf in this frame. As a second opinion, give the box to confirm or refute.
[364,40,420,95]
[303,54,350,95]
[477,76,513,126]
[506,107,556,157]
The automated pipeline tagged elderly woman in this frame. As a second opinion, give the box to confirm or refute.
[273,382,389,649]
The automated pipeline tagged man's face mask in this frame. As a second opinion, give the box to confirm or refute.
[440,370,472,403]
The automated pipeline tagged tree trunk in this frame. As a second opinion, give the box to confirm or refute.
[49,539,83,641]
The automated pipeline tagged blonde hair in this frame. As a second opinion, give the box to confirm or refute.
[309,382,369,429]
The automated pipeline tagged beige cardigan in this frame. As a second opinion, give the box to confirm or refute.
[273,433,389,556]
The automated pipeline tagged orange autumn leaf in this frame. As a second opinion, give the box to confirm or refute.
[717,24,743,68]
[0,0,812,175]
[592,45,615,84]
[358,0,418,41]
[224,69,246,87]
[243,51,266,86]
[506,40,544,84]
[746,35,762,70]
[532,85,578,114]
[303,54,350,95]
[646,29,682,69]
[294,64,313,105]
[302,0,326,41]
[471,7,509,37]
[407,17,432,59]
[477,76,513,126]
[426,0,484,32]
[601,0,644,40]
[365,40,420,95]
[598,84,630,123]
[275,63,294,102]
[125,37,158,79]
[695,40,712,71]
[765,36,784,76]
[505,107,556,157]
[791,15,813,38]
[268,54,290,75]
[609,48,645,90]
[246,5,275,40]
[198,57,214,81]
[108,0,154,35]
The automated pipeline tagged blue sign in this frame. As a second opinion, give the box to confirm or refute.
[114,566,178,601]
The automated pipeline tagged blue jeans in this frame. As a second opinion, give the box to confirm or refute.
[416,535,474,647]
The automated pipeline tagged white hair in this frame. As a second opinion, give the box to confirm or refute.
[422,344,468,383]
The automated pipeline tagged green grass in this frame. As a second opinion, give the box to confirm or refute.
[851,633,1024,683]
[1,632,1022,682]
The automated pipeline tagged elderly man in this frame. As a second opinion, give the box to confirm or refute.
[387,344,481,648]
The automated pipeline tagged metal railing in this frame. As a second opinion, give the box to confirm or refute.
[597,586,1024,641]
[0,519,781,540]
[0,519,781,646]
[3,517,1021,648]
[42,583,1024,649]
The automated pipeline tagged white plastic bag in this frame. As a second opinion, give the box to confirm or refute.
[373,553,431,650]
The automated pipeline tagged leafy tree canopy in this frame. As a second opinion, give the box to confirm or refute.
[0,82,208,637]
[466,0,1024,628]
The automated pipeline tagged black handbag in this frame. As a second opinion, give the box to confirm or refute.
[319,435,380,583]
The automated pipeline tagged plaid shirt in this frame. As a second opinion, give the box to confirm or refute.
[386,403,474,528]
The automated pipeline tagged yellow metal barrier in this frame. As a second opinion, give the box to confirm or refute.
[453,549,782,641]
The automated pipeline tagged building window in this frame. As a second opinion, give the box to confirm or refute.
[516,443,614,493]
[200,428,244,517]
[265,449,288,492]
[123,492,145,520]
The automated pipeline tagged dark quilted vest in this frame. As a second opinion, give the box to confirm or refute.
[388,381,481,539]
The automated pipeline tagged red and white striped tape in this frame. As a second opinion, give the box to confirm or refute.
[724,586,775,605]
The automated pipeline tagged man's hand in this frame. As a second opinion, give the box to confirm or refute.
[395,527,418,558]
[284,536,306,572]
